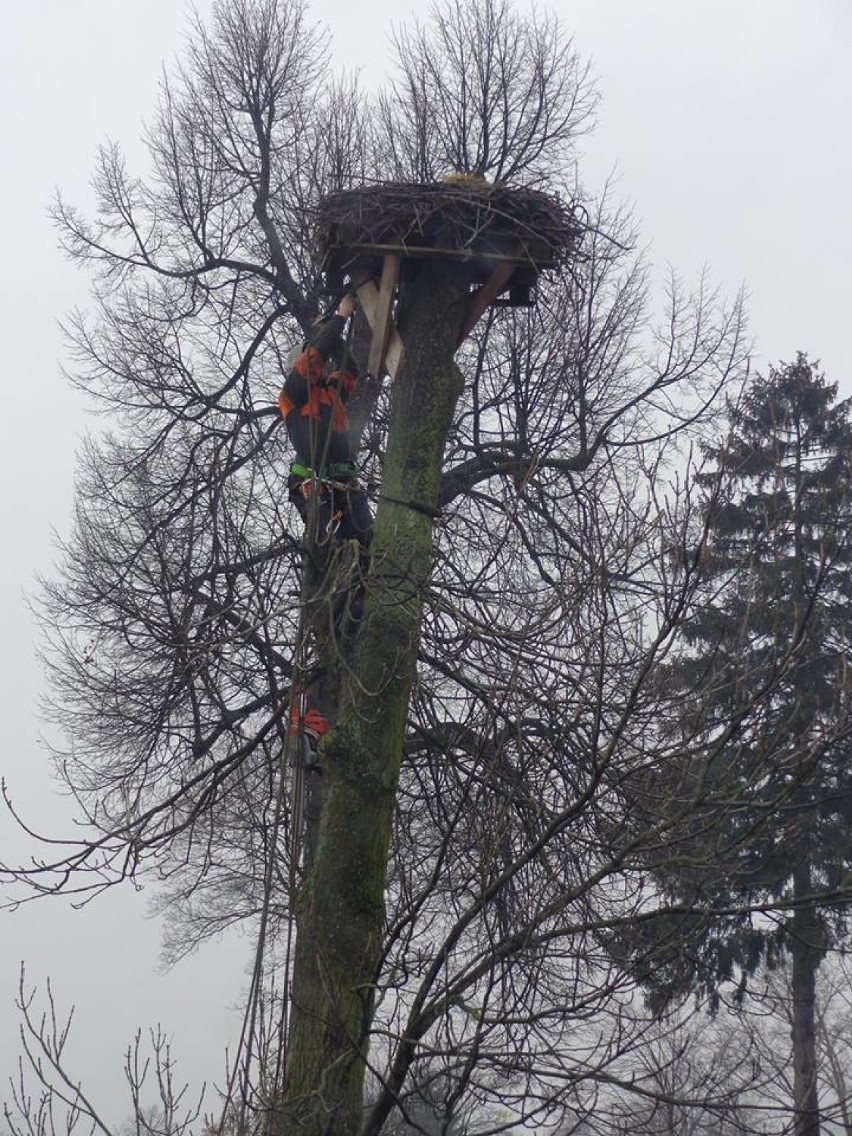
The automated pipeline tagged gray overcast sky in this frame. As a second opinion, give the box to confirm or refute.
[1,0,849,1122]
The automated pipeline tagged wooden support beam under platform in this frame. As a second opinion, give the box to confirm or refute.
[324,239,555,270]
[368,255,400,381]
[455,258,517,348]
[355,262,405,381]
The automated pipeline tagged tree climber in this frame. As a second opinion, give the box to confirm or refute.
[278,292,372,545]
[278,292,371,765]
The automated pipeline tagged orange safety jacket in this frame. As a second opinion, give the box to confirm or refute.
[278,346,357,434]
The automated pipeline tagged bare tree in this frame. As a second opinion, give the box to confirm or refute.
[375,0,596,186]
[732,957,852,1135]
[5,969,204,1136]
[0,2,802,1135]
[568,1010,765,1135]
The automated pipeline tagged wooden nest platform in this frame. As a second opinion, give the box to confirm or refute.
[315,180,582,307]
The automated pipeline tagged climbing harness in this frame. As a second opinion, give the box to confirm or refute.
[290,459,360,481]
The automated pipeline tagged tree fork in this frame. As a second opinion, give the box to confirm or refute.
[277,261,473,1135]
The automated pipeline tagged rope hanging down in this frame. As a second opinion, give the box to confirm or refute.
[220,391,346,1129]
[219,590,314,1133]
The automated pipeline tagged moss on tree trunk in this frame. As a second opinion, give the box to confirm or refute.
[277,262,472,1136]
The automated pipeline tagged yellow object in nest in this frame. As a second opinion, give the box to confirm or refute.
[441,172,493,189]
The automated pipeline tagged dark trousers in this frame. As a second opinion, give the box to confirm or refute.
[287,476,372,543]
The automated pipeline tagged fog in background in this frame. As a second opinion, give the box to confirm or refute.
[1,0,848,1120]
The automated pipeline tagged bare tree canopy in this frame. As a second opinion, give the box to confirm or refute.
[22,3,852,1136]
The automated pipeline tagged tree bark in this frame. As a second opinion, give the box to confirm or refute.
[276,260,473,1135]
[791,862,821,1136]
[789,451,821,1136]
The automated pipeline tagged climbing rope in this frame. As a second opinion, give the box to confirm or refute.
[220,587,314,1136]
[221,511,336,1132]
[221,310,360,1132]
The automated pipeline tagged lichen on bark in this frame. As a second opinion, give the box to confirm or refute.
[277,261,474,1135]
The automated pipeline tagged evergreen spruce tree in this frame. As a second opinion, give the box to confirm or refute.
[651,355,852,1136]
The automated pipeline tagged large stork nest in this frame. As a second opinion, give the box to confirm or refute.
[314,180,583,302]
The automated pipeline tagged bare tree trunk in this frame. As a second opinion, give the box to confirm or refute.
[277,261,472,1135]
[791,863,821,1136]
